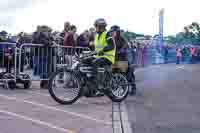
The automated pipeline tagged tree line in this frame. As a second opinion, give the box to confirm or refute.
[166,22,200,45]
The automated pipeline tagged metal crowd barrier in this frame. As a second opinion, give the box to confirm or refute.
[18,43,90,81]
[1,42,198,83]
[0,42,17,81]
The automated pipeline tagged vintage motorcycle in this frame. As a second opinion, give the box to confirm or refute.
[48,51,129,105]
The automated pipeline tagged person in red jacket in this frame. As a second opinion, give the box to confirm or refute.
[64,25,77,47]
[63,25,77,66]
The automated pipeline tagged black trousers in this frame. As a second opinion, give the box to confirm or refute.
[127,65,136,91]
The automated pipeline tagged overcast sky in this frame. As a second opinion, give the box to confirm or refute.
[0,0,200,35]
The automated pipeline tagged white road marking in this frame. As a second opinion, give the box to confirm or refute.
[0,110,75,133]
[0,94,112,125]
[176,65,185,69]
[24,91,87,105]
[151,65,161,68]
[29,91,50,97]
[134,69,143,74]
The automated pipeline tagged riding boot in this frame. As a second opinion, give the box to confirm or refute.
[92,67,104,96]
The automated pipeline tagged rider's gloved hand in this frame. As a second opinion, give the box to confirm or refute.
[98,50,104,56]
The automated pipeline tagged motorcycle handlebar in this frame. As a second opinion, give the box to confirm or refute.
[78,51,97,60]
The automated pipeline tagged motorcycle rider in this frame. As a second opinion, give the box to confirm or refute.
[93,18,116,65]
[83,18,116,96]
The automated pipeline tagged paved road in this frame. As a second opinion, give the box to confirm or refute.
[1,64,200,133]
[126,64,200,133]
[0,82,113,133]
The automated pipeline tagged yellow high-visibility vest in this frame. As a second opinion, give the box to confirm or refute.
[95,31,116,64]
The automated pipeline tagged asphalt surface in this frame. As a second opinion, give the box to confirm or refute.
[0,82,113,133]
[126,64,200,133]
[0,64,200,133]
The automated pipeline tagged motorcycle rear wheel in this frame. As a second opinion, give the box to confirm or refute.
[107,73,129,102]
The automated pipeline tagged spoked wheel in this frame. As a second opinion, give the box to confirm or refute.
[48,69,82,105]
[107,73,129,102]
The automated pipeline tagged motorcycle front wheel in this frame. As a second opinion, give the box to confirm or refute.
[48,68,82,105]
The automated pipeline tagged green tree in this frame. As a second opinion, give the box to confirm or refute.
[166,22,200,45]
[166,35,177,44]
[183,22,200,45]
[123,31,137,41]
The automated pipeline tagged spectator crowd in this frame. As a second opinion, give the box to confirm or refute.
[0,21,200,89]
